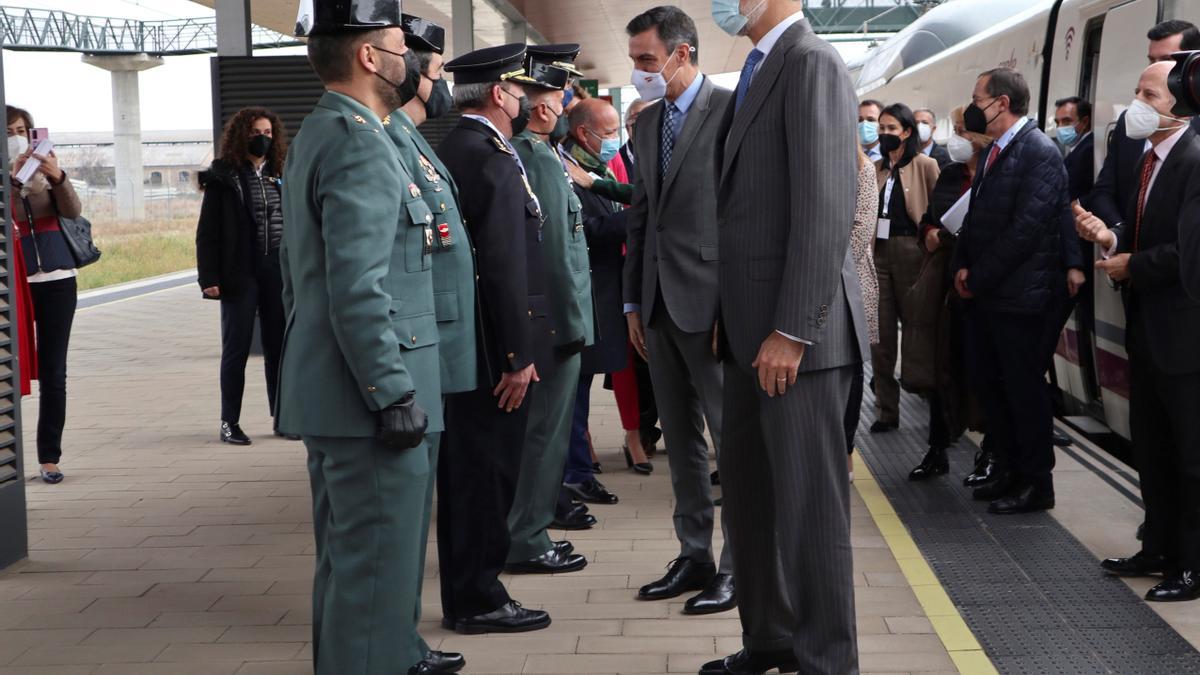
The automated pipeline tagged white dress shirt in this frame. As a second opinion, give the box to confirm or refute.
[1106,124,1189,256]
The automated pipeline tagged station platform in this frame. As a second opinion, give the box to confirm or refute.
[0,282,1194,674]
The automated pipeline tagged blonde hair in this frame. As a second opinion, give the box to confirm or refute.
[950,105,993,151]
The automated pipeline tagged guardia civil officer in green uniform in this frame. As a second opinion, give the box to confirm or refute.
[387,12,476,652]
[280,2,462,673]
[435,43,557,635]
[505,51,596,574]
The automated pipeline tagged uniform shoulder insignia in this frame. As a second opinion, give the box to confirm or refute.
[352,114,367,125]
[381,114,391,126]
[492,137,514,155]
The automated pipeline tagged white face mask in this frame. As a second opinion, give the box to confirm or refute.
[1125,97,1187,140]
[917,122,932,144]
[947,134,975,163]
[631,50,684,102]
[7,134,28,160]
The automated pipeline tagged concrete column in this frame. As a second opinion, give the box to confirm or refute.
[451,0,475,57]
[215,0,252,57]
[82,53,163,223]
[505,19,528,45]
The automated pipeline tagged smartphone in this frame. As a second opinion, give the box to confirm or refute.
[30,128,48,145]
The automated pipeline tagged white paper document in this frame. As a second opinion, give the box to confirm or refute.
[940,192,971,235]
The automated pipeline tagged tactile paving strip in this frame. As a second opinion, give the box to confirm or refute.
[854,375,1200,674]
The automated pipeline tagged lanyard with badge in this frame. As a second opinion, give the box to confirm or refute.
[877,172,896,240]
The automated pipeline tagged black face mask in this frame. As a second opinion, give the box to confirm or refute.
[422,76,452,120]
[501,88,532,136]
[549,106,570,144]
[248,134,272,159]
[964,98,999,135]
[878,133,902,154]
[372,45,419,109]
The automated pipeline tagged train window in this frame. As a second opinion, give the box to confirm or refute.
[1079,18,1104,104]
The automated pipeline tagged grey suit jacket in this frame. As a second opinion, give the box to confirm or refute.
[625,76,734,334]
[716,19,868,373]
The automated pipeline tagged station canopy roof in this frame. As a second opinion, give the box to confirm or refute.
[190,0,756,89]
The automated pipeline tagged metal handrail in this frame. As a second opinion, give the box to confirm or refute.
[0,7,299,55]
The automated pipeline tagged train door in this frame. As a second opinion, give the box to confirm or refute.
[1085,0,1162,440]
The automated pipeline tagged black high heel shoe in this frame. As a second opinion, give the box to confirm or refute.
[623,446,653,475]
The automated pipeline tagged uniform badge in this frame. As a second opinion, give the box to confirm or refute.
[409,183,421,198]
[437,222,452,249]
[352,114,367,125]
[381,114,391,126]
[424,227,434,256]
[418,154,440,184]
[492,137,514,155]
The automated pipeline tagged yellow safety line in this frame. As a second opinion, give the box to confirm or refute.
[852,454,999,675]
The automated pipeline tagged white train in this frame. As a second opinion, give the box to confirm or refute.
[854,0,1200,453]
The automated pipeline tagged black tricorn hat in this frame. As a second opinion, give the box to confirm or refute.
[445,43,537,86]
[295,0,403,38]
[402,14,445,54]
[526,43,583,77]
[524,61,572,91]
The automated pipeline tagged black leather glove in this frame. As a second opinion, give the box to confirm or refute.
[378,394,427,450]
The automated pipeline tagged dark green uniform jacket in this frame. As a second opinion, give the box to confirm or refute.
[386,111,478,395]
[277,91,443,437]
[512,131,595,349]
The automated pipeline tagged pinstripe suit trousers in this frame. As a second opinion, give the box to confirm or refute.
[718,361,858,675]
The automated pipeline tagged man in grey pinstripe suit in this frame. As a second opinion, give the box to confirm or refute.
[704,1,868,674]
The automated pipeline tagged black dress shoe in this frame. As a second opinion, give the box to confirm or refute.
[452,601,551,634]
[564,479,619,505]
[963,451,996,487]
[1101,551,1169,577]
[408,650,465,674]
[908,446,949,481]
[711,470,721,486]
[988,484,1054,514]
[869,420,898,433]
[551,503,597,530]
[592,461,603,474]
[683,573,736,615]
[1052,428,1073,447]
[1146,571,1200,602]
[971,472,1013,501]
[274,430,302,441]
[553,540,574,557]
[220,421,251,445]
[699,648,799,675]
[505,547,588,574]
[638,557,715,601]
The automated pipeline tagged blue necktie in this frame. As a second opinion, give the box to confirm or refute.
[735,49,765,110]
[661,102,679,179]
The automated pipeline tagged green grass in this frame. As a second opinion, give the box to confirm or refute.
[76,229,196,291]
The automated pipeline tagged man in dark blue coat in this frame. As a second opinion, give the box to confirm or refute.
[953,67,1067,515]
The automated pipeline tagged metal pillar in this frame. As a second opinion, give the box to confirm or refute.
[215,0,252,57]
[451,0,474,57]
[0,48,28,571]
[505,19,528,45]
[82,53,164,222]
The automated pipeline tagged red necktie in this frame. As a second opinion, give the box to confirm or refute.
[1134,151,1158,252]
[985,144,1001,172]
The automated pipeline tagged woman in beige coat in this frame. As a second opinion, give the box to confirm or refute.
[869,103,940,440]
[845,143,880,478]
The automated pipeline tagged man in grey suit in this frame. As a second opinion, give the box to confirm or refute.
[624,6,736,615]
[705,1,868,674]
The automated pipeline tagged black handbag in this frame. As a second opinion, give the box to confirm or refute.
[47,190,101,268]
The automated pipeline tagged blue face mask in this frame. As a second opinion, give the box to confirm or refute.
[563,88,574,109]
[712,0,767,37]
[588,128,621,163]
[858,120,879,146]
[1056,125,1078,146]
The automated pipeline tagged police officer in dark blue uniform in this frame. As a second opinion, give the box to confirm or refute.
[435,43,558,635]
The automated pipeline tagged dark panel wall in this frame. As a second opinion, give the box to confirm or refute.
[0,49,30,571]
[210,54,461,154]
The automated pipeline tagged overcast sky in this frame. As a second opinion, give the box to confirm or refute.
[3,0,872,135]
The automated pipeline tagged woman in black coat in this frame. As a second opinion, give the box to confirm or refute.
[195,107,292,445]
